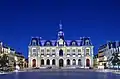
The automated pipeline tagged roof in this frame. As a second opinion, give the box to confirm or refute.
[29,37,93,46]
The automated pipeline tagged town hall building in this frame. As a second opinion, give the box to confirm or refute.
[28,23,94,69]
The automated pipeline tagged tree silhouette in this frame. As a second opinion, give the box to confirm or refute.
[110,53,120,68]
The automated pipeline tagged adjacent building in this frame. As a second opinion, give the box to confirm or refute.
[98,41,120,68]
[28,23,94,69]
[0,41,25,70]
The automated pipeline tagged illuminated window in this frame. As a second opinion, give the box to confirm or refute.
[72,42,76,45]
[46,42,50,46]
[86,40,89,45]
[32,40,36,46]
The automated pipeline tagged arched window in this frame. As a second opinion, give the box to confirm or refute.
[67,59,70,65]
[44,40,52,46]
[86,59,90,67]
[86,40,89,45]
[70,40,78,46]
[32,59,36,67]
[52,59,55,65]
[46,59,50,65]
[78,59,82,66]
[41,59,44,65]
[72,59,76,65]
[59,49,63,56]
[32,40,36,46]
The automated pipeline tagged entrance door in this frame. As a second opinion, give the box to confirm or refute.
[86,59,90,67]
[32,59,36,67]
[59,59,64,67]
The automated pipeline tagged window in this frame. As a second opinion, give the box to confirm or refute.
[72,59,76,65]
[72,42,76,45]
[47,49,50,52]
[72,49,75,52]
[67,49,70,52]
[33,49,36,52]
[46,59,50,65]
[32,40,36,46]
[41,59,44,65]
[86,40,89,45]
[86,49,89,53]
[46,42,50,45]
[78,49,81,52]
[59,49,63,56]
[52,49,55,52]
[41,49,44,52]
[78,59,82,66]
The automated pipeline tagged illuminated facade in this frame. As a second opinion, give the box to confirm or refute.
[28,23,94,69]
[98,41,120,68]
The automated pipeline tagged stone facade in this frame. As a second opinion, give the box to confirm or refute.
[28,23,94,69]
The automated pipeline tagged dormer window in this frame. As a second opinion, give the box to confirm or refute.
[32,40,36,46]
[46,42,50,46]
[86,40,89,45]
[72,42,76,46]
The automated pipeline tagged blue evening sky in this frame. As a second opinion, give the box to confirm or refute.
[0,0,120,58]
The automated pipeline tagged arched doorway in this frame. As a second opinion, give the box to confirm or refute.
[78,59,82,66]
[72,59,76,65]
[67,59,70,65]
[46,59,50,65]
[52,59,55,65]
[32,59,36,67]
[59,49,63,56]
[59,59,64,67]
[41,59,44,66]
[86,59,90,67]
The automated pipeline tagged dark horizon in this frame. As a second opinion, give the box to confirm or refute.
[0,0,120,58]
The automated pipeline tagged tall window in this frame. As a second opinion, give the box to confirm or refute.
[78,49,81,52]
[47,49,50,52]
[67,49,70,52]
[86,40,89,45]
[67,59,70,65]
[33,49,36,52]
[41,59,44,65]
[41,49,44,52]
[78,59,82,66]
[59,49,63,56]
[46,59,50,65]
[52,59,55,65]
[32,40,36,46]
[72,59,76,65]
